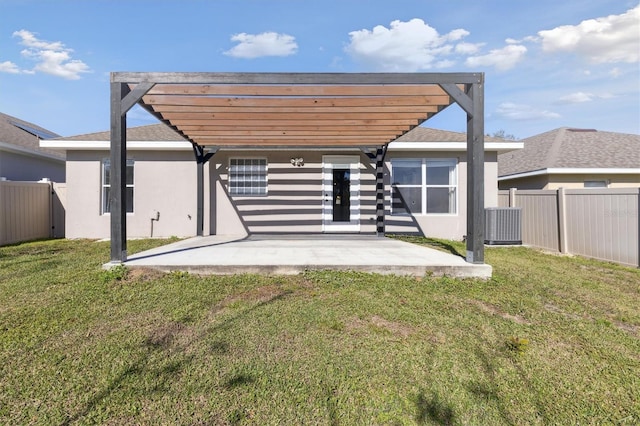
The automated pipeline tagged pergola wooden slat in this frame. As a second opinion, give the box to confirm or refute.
[109,72,485,266]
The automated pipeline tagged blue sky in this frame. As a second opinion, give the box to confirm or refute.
[1,0,638,139]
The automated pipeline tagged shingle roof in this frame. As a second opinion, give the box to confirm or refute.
[396,126,506,142]
[498,127,640,177]
[57,123,187,141]
[0,112,64,159]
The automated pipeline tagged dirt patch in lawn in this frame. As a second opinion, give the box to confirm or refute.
[145,321,189,349]
[126,267,166,282]
[346,315,415,338]
[470,300,531,325]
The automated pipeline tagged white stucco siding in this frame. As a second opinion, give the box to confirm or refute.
[384,150,499,240]
[65,150,197,239]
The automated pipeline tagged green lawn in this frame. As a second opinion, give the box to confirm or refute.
[0,237,638,425]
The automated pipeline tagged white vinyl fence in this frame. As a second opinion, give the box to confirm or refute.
[0,180,66,246]
[499,188,639,267]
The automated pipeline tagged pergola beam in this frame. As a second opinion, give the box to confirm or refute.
[114,72,483,85]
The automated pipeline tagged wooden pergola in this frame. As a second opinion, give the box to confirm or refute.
[110,72,485,264]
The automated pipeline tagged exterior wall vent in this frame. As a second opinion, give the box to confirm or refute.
[485,207,522,245]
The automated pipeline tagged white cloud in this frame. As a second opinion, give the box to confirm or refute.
[0,61,20,74]
[11,29,90,79]
[465,44,527,71]
[556,92,595,104]
[555,91,615,105]
[345,18,470,71]
[455,42,483,55]
[224,32,298,59]
[537,5,640,63]
[495,102,561,121]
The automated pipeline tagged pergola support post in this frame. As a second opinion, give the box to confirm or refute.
[110,82,129,263]
[440,77,485,264]
[375,145,388,237]
[109,79,155,263]
[465,81,485,264]
[192,144,216,237]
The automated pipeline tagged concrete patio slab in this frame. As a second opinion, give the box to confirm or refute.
[118,235,492,278]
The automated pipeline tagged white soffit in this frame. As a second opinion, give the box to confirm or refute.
[388,141,523,152]
[498,167,640,180]
[40,140,193,151]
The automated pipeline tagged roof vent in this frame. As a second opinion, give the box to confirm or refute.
[567,128,597,132]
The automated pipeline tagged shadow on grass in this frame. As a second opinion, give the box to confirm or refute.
[415,390,456,425]
[390,235,466,259]
[61,287,291,424]
[224,373,255,389]
[470,345,549,425]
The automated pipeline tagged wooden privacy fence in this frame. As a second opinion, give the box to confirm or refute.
[0,180,65,246]
[499,188,640,267]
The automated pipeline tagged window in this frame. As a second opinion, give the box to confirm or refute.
[584,180,607,188]
[391,159,457,215]
[229,158,268,195]
[102,159,134,214]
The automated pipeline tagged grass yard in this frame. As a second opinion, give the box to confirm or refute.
[0,237,638,425]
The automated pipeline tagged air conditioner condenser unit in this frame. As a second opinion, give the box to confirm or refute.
[485,207,522,245]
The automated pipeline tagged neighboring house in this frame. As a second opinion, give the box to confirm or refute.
[42,124,521,240]
[0,112,65,182]
[498,127,640,190]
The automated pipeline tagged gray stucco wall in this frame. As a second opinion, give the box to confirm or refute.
[210,150,378,235]
[0,150,65,182]
[65,150,197,239]
[64,148,500,241]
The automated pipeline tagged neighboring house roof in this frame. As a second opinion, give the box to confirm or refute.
[43,123,192,151]
[58,123,186,141]
[390,126,521,152]
[0,112,64,160]
[499,127,640,179]
[396,127,505,143]
[43,123,523,153]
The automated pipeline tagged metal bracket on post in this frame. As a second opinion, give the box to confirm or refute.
[192,144,217,237]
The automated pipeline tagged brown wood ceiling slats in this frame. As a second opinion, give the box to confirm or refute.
[137,83,456,147]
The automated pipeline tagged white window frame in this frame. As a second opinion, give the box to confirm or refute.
[101,159,134,215]
[228,158,268,196]
[390,158,458,216]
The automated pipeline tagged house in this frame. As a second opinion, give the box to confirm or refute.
[498,127,640,190]
[42,123,520,240]
[0,112,65,182]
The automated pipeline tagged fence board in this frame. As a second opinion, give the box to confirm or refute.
[516,191,559,252]
[498,188,639,267]
[564,189,638,266]
[0,181,52,245]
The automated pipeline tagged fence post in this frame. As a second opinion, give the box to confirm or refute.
[509,188,517,207]
[557,187,568,254]
[637,187,640,268]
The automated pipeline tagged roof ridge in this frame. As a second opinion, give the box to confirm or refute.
[545,128,566,168]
